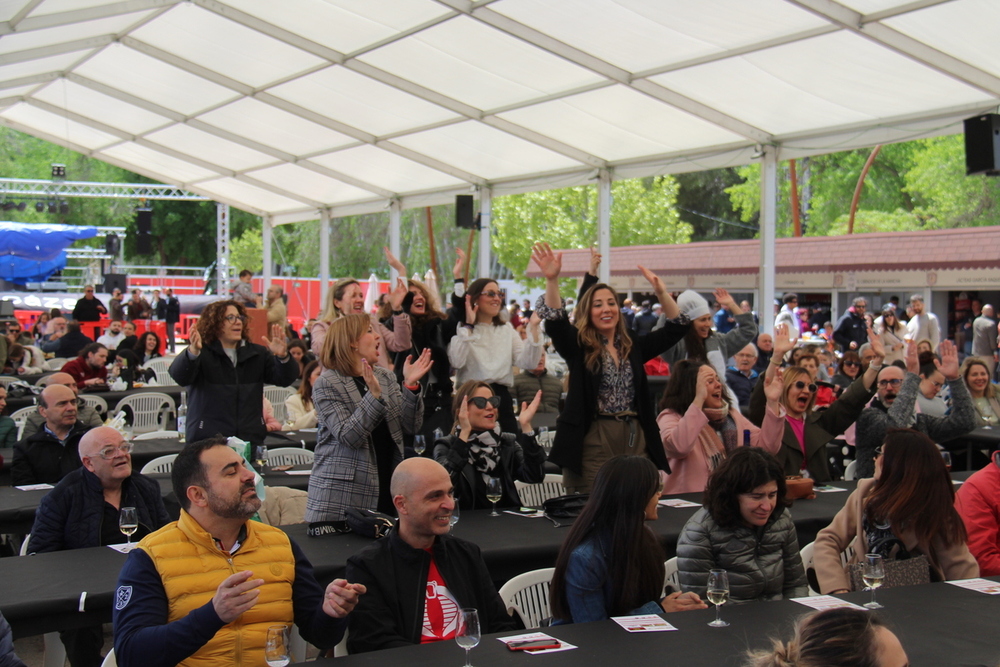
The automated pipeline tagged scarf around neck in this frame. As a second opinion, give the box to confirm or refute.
[697,403,737,472]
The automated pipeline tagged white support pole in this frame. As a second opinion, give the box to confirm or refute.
[597,169,612,285]
[479,188,492,279]
[759,147,778,335]
[262,216,273,289]
[216,202,230,297]
[389,199,401,284]
[320,210,331,308]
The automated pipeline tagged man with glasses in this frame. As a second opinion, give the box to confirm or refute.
[27,426,169,666]
[726,344,759,409]
[72,285,108,323]
[854,340,977,478]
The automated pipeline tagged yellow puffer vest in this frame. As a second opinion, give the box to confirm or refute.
[138,511,295,667]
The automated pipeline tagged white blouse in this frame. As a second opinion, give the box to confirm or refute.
[447,322,543,388]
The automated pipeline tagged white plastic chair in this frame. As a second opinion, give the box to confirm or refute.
[116,392,176,434]
[497,567,555,629]
[843,460,857,481]
[663,556,681,595]
[20,534,68,667]
[263,386,295,424]
[514,474,565,508]
[78,393,108,414]
[140,454,177,474]
[800,541,820,596]
[133,430,179,440]
[144,358,176,385]
[267,447,315,466]
[45,358,67,371]
[0,375,18,388]
[100,649,116,667]
[11,405,36,440]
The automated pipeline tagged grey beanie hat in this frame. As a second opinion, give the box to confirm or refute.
[677,290,710,320]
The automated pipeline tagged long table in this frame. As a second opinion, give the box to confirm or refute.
[5,385,186,414]
[0,480,862,638]
[300,578,1000,667]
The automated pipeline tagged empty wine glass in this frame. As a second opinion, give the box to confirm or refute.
[265,625,290,667]
[707,569,730,627]
[863,553,885,609]
[413,435,426,456]
[119,506,138,547]
[450,501,460,530]
[455,608,480,667]
[485,477,502,517]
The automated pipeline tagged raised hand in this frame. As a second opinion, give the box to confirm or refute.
[693,365,714,407]
[361,358,381,400]
[714,288,740,313]
[464,294,479,325]
[531,242,562,280]
[388,277,408,310]
[904,339,920,375]
[212,571,264,623]
[637,265,664,294]
[936,339,960,380]
[323,579,366,619]
[526,311,542,341]
[402,348,433,386]
[866,325,885,361]
[764,369,785,404]
[188,327,202,356]
[383,246,407,277]
[518,390,543,432]
[452,248,467,280]
[457,396,472,437]
[772,323,797,360]
[263,323,287,358]
[588,246,602,276]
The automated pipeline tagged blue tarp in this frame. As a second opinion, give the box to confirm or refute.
[0,221,97,261]
[0,253,67,283]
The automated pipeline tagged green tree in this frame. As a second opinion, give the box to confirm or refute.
[675,168,755,240]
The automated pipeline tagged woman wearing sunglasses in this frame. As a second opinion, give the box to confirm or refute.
[433,380,546,510]
[656,359,785,494]
[830,350,862,393]
[447,276,544,434]
[748,323,882,482]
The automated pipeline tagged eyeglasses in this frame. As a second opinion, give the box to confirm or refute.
[793,381,817,392]
[224,314,248,324]
[735,353,757,359]
[842,361,859,367]
[468,396,501,409]
[874,446,884,457]
[91,442,134,460]
[928,380,943,389]
[478,290,502,299]
[877,379,903,388]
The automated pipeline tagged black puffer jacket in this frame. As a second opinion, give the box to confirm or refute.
[11,421,91,485]
[169,339,298,445]
[27,466,170,553]
[433,430,546,510]
[676,507,808,602]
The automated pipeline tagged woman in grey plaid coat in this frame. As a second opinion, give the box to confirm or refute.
[306,314,433,525]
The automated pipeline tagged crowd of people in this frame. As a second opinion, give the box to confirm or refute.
[3,250,1000,667]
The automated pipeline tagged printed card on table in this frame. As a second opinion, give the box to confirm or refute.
[790,595,864,611]
[813,485,848,493]
[611,614,678,632]
[107,543,138,553]
[15,483,54,491]
[497,632,577,654]
[946,578,1000,595]
[658,498,701,508]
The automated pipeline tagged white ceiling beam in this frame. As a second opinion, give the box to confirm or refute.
[67,72,185,122]
[0,115,108,158]
[24,97,133,140]
[0,35,114,66]
[0,71,58,90]
[120,36,254,95]
[375,140,485,185]
[290,161,395,199]
[787,0,1000,96]
[863,0,954,23]
[3,0,177,35]
[234,173,327,209]
[7,0,45,30]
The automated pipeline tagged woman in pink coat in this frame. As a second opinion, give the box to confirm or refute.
[657,359,785,494]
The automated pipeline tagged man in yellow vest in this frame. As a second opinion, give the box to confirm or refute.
[112,437,365,667]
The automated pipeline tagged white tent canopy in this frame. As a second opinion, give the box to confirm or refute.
[0,0,997,227]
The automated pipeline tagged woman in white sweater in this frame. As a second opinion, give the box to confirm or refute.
[285,360,320,429]
[448,277,543,433]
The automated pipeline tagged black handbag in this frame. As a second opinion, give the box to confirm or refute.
[848,537,931,591]
[344,508,396,539]
[542,493,589,519]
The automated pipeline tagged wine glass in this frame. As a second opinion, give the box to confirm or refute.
[863,553,885,609]
[706,569,730,627]
[265,625,290,667]
[413,435,426,456]
[449,501,460,530]
[941,450,952,472]
[254,445,269,471]
[455,608,480,667]
[485,477,502,517]
[537,426,550,453]
[119,507,138,547]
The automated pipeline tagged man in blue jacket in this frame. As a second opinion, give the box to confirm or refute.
[28,426,170,667]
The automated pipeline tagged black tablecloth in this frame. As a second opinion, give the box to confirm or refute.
[129,430,316,468]
[5,385,188,414]
[298,578,1000,667]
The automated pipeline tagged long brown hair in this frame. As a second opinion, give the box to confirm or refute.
[320,313,369,376]
[864,429,966,571]
[682,325,709,363]
[550,456,664,621]
[407,279,447,327]
[744,608,888,667]
[658,359,709,413]
[575,282,633,374]
[961,357,996,399]
[197,300,249,347]
[466,278,504,326]
[319,278,360,323]
[298,360,320,409]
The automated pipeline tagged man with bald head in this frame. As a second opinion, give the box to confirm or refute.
[21,372,104,441]
[345,458,514,653]
[854,340,978,478]
[11,384,94,485]
[27,426,169,667]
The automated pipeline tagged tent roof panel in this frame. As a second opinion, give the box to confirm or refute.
[194,176,312,213]
[885,0,1000,80]
[142,123,276,172]
[244,163,374,204]
[26,0,112,18]
[309,144,466,193]
[357,14,604,111]
[97,142,220,183]
[1,100,118,148]
[0,51,82,83]
[33,78,170,135]
[0,10,149,54]
[195,98,356,155]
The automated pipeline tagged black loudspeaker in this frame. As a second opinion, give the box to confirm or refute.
[105,233,120,255]
[455,195,476,229]
[136,208,153,233]
[964,114,1000,176]
[136,233,152,255]
[102,273,127,294]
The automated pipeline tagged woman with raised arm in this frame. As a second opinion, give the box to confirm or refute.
[310,269,412,370]
[447,266,544,435]
[532,243,689,493]
[305,314,432,527]
[749,324,882,482]
[384,247,464,438]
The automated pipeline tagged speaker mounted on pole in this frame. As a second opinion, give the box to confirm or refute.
[455,195,478,229]
[964,113,1000,176]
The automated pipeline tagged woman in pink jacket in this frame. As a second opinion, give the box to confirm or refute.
[657,359,785,494]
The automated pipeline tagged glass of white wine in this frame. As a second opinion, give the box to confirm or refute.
[863,553,885,609]
[265,625,290,667]
[486,477,502,517]
[455,608,480,667]
[119,506,138,547]
[450,501,460,530]
[707,569,730,627]
[413,435,426,456]
[254,445,269,471]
